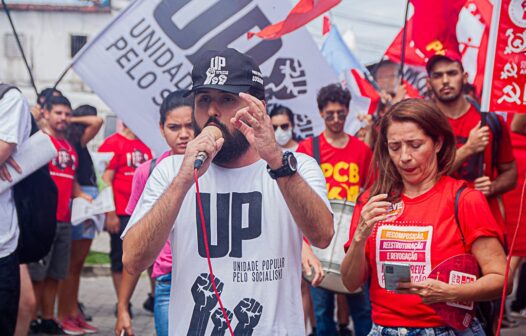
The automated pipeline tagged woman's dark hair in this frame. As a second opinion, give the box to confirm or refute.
[160,90,194,125]
[67,104,98,144]
[317,83,351,111]
[369,98,456,201]
[269,104,295,127]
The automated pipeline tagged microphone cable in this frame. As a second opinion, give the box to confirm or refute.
[496,172,526,336]
[194,168,234,336]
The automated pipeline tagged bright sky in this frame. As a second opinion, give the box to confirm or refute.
[306,0,409,65]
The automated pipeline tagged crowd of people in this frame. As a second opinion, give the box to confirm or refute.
[0,45,525,336]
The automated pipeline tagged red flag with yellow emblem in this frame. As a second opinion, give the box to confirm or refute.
[410,0,466,57]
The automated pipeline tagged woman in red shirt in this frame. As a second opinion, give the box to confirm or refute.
[341,99,506,335]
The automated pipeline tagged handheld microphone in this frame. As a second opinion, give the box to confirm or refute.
[194,125,223,170]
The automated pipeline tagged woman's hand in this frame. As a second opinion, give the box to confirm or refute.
[354,194,391,242]
[301,241,324,287]
[396,278,456,304]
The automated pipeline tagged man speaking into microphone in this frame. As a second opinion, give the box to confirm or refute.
[121,48,333,336]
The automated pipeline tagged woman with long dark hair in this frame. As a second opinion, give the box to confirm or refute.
[57,104,103,333]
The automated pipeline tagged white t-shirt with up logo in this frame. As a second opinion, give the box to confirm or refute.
[124,153,330,335]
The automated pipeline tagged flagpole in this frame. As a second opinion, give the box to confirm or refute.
[399,0,410,84]
[1,0,39,97]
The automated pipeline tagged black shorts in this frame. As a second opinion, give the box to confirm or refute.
[109,216,130,273]
[0,251,20,336]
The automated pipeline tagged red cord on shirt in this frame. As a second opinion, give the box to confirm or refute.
[194,169,234,336]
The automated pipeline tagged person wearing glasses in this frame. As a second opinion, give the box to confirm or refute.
[297,83,373,336]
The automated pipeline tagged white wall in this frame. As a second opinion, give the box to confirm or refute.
[0,0,131,147]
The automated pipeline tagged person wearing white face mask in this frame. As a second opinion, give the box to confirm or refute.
[270,105,299,151]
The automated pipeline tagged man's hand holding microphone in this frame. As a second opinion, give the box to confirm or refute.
[175,125,224,190]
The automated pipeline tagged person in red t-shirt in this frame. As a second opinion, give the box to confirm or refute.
[342,99,506,335]
[506,114,526,318]
[426,53,517,233]
[426,54,518,333]
[297,83,373,336]
[27,95,92,335]
[98,125,152,305]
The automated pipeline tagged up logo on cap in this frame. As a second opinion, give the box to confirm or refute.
[204,56,229,85]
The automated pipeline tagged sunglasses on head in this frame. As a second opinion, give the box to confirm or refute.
[273,123,290,131]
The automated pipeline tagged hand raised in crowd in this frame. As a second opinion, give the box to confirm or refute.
[379,90,393,107]
[357,113,373,126]
[301,240,324,287]
[0,156,22,182]
[354,194,391,242]
[105,211,121,234]
[232,92,283,168]
[466,121,490,154]
[31,103,43,120]
[474,176,493,196]
[396,278,455,304]
[392,84,408,105]
[115,307,134,336]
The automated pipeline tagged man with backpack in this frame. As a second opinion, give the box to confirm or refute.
[426,51,518,334]
[0,84,31,336]
[426,52,517,231]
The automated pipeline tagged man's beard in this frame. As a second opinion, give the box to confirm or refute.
[193,116,250,165]
[432,85,463,103]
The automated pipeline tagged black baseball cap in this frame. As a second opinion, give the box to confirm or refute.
[189,48,265,99]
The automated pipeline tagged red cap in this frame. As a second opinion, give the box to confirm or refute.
[425,50,463,74]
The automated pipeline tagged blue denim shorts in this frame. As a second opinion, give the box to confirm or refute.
[368,318,485,336]
[71,186,98,240]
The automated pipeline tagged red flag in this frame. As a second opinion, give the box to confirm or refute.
[411,0,466,58]
[457,0,492,98]
[384,17,425,66]
[402,79,422,98]
[384,0,490,97]
[481,0,526,113]
[350,69,380,115]
[385,0,466,65]
[322,15,331,35]
[247,0,341,40]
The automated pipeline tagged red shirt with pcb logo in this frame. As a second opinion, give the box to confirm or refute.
[98,133,152,216]
[344,176,504,327]
[297,132,372,202]
[48,134,78,222]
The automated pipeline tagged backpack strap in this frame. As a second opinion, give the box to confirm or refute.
[465,95,502,174]
[0,84,19,100]
[484,112,502,172]
[454,185,468,248]
[148,158,158,177]
[0,84,39,135]
[312,135,321,165]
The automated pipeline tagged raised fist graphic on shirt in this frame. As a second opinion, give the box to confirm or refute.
[187,273,224,336]
[210,307,233,336]
[234,298,263,335]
